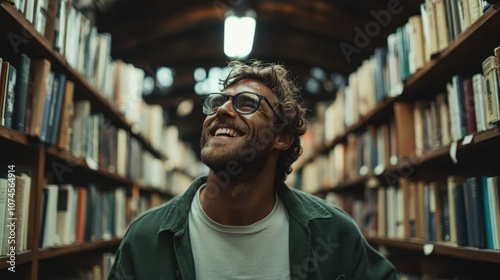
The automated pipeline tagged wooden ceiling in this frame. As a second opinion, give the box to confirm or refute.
[94,0,422,152]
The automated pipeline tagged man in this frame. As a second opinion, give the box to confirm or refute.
[109,60,397,279]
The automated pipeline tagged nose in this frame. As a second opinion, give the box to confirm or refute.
[215,97,237,116]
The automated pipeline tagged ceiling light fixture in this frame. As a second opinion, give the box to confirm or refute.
[224,9,256,59]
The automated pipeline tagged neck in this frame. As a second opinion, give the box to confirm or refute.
[200,160,278,226]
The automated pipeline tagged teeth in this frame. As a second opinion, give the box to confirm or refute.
[215,128,240,137]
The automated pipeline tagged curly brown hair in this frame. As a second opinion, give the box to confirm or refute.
[221,60,308,183]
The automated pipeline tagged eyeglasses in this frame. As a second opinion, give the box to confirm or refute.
[200,91,277,115]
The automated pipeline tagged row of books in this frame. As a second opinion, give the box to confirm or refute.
[312,1,494,146]
[0,55,69,141]
[0,171,31,256]
[39,184,127,249]
[295,45,500,193]
[0,54,174,190]
[70,100,167,189]
[162,125,209,179]
[11,0,117,105]
[0,52,165,151]
[424,0,490,57]
[326,175,500,251]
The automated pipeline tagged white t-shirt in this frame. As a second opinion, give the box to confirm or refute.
[188,185,290,280]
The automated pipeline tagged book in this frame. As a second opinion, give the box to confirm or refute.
[482,56,500,124]
[0,61,10,127]
[424,0,439,56]
[12,53,31,133]
[0,176,8,256]
[29,59,52,137]
[436,93,452,146]
[487,177,500,249]
[407,15,426,74]
[445,0,456,41]
[19,173,31,252]
[464,177,487,248]
[435,0,450,51]
[40,185,59,248]
[56,79,74,150]
[413,101,428,157]
[56,185,76,245]
[75,187,87,242]
[3,64,17,128]
[468,0,482,24]
[44,0,59,45]
[34,0,49,36]
[462,77,477,134]
[40,71,55,142]
[48,73,66,145]
[472,73,488,131]
[495,46,500,81]
[394,102,416,159]
[453,180,469,246]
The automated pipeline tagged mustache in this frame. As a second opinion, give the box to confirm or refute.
[208,119,246,133]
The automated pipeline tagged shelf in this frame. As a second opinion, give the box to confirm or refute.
[320,127,500,192]
[38,239,121,261]
[400,4,500,101]
[298,5,500,172]
[367,237,500,264]
[45,146,131,186]
[0,126,31,146]
[0,251,33,269]
[139,185,173,197]
[0,2,165,160]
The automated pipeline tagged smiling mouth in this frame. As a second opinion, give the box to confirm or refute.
[213,128,242,138]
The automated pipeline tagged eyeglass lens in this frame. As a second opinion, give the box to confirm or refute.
[204,93,261,115]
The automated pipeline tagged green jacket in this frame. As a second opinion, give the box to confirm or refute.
[109,176,397,280]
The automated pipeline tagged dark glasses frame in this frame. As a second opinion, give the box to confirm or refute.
[199,91,278,116]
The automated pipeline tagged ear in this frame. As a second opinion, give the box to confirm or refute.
[273,131,294,151]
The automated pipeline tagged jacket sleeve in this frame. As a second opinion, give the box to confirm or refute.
[350,233,397,280]
[108,238,136,280]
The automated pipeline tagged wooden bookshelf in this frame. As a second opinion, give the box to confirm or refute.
[0,2,165,160]
[0,2,173,278]
[38,239,121,260]
[400,4,500,100]
[139,185,173,197]
[315,127,500,194]
[300,3,500,278]
[45,146,132,186]
[367,237,500,264]
[0,251,33,269]
[0,126,31,146]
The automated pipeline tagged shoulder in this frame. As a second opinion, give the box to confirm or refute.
[123,176,206,239]
[123,195,181,239]
[288,188,361,234]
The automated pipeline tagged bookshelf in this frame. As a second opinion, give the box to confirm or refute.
[294,2,500,278]
[0,1,181,279]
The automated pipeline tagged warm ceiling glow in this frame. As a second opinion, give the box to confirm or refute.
[224,10,256,59]
[177,99,194,117]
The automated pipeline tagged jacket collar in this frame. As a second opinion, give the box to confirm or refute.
[158,175,332,234]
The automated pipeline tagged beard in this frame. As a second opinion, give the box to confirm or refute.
[200,127,274,177]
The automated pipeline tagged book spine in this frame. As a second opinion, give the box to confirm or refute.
[495,47,500,82]
[482,56,500,124]
[4,65,17,128]
[463,78,477,134]
[453,182,469,246]
[472,73,487,131]
[12,54,31,133]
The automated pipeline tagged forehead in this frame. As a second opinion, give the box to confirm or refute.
[223,79,275,100]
